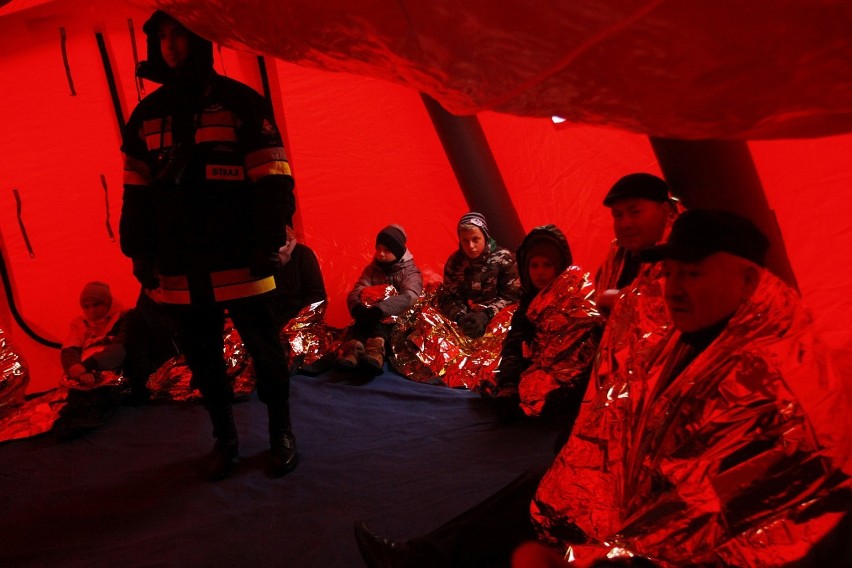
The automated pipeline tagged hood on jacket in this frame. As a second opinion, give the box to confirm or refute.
[137,10,214,85]
[516,225,572,293]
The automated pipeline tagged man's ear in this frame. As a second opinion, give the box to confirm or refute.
[742,264,762,300]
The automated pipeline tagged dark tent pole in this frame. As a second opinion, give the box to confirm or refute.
[420,93,526,251]
[649,138,798,290]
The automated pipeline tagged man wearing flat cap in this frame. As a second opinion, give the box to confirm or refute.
[593,173,680,413]
[356,210,851,567]
[531,209,851,566]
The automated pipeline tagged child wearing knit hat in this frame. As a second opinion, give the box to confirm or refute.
[437,212,521,338]
[54,281,128,439]
[339,225,424,372]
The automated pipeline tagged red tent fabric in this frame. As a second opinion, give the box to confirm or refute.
[1,0,850,394]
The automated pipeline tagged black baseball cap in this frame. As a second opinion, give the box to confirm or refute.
[603,173,670,207]
[640,209,769,266]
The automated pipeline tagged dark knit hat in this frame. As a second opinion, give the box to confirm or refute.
[80,281,112,307]
[457,211,491,241]
[517,225,572,292]
[640,209,769,267]
[603,173,670,207]
[376,224,407,260]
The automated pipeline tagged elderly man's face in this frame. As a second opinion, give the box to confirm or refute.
[663,252,757,333]
[610,198,672,254]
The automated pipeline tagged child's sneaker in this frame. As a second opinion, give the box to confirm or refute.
[361,337,385,371]
[337,340,365,369]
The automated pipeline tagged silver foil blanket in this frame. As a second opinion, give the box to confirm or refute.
[0,326,28,418]
[280,300,343,367]
[389,285,515,390]
[531,271,852,566]
[148,318,255,401]
[517,267,602,416]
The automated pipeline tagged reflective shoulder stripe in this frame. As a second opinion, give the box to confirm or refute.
[245,147,292,182]
[196,126,237,144]
[159,289,192,304]
[123,154,151,186]
[142,118,171,151]
[198,110,238,127]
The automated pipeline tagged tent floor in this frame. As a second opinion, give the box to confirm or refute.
[0,368,563,567]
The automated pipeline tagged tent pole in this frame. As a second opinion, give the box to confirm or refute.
[649,138,798,290]
[420,94,525,251]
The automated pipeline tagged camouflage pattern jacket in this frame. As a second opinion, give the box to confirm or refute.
[437,240,521,321]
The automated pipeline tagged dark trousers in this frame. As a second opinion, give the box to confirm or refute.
[166,296,290,410]
[351,318,394,344]
[123,299,179,396]
[408,467,547,568]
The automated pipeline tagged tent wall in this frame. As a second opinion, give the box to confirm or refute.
[1,2,850,396]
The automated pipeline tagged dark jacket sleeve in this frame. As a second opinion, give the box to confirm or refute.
[496,300,535,388]
[239,89,296,253]
[118,109,156,261]
[347,265,376,314]
[378,264,423,317]
[299,246,327,305]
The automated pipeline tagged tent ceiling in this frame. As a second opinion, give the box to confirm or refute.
[138,0,852,140]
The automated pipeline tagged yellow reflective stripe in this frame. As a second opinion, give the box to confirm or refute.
[245,147,286,169]
[159,270,276,304]
[196,126,237,143]
[209,268,254,286]
[213,276,276,302]
[123,154,151,186]
[247,160,292,181]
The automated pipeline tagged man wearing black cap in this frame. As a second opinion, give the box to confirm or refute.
[119,11,297,480]
[595,172,677,309]
[355,210,851,567]
[592,173,680,407]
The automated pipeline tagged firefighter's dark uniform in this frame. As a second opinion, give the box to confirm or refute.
[119,11,297,478]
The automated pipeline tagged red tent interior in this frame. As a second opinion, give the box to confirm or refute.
[1,0,850,395]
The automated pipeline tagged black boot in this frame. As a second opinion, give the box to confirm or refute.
[206,406,239,481]
[267,403,298,478]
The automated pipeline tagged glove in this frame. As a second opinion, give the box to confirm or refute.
[459,311,489,338]
[494,384,524,424]
[352,304,383,325]
[249,248,280,277]
[132,257,160,290]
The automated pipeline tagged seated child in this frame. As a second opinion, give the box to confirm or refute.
[268,223,328,330]
[55,281,127,438]
[437,212,521,337]
[338,224,423,372]
[490,226,600,429]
